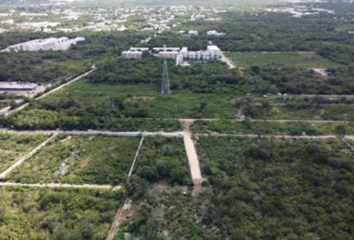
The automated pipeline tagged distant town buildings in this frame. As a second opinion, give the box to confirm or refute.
[122,45,222,66]
[194,15,206,21]
[16,22,60,31]
[1,37,85,53]
[266,6,334,18]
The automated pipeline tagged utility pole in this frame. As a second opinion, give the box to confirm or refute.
[161,45,171,95]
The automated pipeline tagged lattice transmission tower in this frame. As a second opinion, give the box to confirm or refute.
[161,45,171,95]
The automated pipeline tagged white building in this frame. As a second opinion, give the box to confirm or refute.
[122,47,149,59]
[0,82,38,91]
[153,47,181,59]
[122,45,222,65]
[207,30,226,36]
[1,37,85,53]
[188,30,199,36]
[176,45,222,65]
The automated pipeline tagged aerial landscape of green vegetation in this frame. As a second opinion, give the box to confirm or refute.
[133,137,190,185]
[192,120,354,135]
[0,187,123,240]
[227,51,342,69]
[0,133,47,172]
[116,185,222,240]
[7,135,141,185]
[197,137,354,239]
[0,0,354,239]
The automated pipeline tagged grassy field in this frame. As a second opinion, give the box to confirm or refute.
[197,137,354,239]
[0,133,48,173]
[0,187,123,240]
[41,81,237,119]
[227,52,342,69]
[3,81,237,131]
[8,135,141,185]
[192,120,354,135]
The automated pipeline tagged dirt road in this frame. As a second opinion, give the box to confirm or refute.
[181,120,202,182]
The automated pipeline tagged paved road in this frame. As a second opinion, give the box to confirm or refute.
[0,182,121,191]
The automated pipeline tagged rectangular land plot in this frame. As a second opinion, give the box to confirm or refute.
[0,187,123,240]
[197,137,354,239]
[116,185,222,240]
[49,81,236,118]
[0,133,48,173]
[246,103,354,121]
[192,120,354,135]
[13,81,236,122]
[7,135,141,185]
[227,52,342,69]
[133,137,191,185]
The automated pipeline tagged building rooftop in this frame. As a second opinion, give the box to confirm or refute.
[0,82,38,90]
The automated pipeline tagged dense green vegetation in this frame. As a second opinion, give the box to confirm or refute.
[134,137,191,185]
[1,1,354,240]
[89,58,242,93]
[0,133,48,172]
[0,187,123,240]
[192,120,354,135]
[197,137,354,239]
[117,185,222,240]
[0,31,147,84]
[242,101,354,121]
[144,32,208,51]
[227,52,342,69]
[0,54,90,84]
[8,135,140,185]
[1,80,237,131]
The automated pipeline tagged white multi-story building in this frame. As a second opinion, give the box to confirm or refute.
[122,45,222,65]
[152,47,181,59]
[176,45,222,65]
[122,47,149,59]
[1,37,85,53]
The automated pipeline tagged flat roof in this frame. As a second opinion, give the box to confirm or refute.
[207,45,221,51]
[0,82,38,90]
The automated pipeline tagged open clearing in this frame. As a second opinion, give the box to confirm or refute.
[227,52,342,69]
